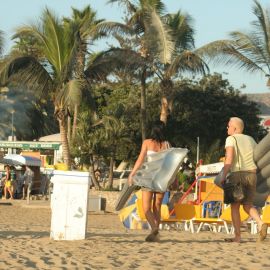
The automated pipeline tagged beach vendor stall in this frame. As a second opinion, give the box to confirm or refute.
[0,154,41,200]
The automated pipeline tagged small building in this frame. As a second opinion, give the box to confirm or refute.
[0,138,61,167]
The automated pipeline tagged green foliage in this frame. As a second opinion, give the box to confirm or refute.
[73,73,261,169]
[93,83,141,161]
[167,73,261,163]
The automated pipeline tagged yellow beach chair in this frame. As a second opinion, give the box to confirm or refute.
[189,205,249,234]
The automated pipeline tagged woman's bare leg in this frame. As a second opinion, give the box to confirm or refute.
[8,187,13,199]
[153,192,165,228]
[3,186,7,199]
[142,190,157,231]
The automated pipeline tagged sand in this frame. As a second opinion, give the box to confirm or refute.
[0,201,270,270]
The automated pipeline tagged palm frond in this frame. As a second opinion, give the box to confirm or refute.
[107,0,137,13]
[85,48,146,81]
[55,79,83,109]
[64,5,105,41]
[164,10,195,51]
[197,40,266,74]
[252,0,270,51]
[13,8,78,80]
[197,1,270,76]
[0,52,53,95]
[94,21,134,37]
[144,8,175,64]
[142,0,166,15]
[167,50,208,77]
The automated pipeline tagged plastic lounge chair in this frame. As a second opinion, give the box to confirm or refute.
[191,205,249,234]
[161,204,198,232]
[113,161,131,179]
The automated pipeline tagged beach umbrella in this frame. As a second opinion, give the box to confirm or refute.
[0,154,41,167]
[118,190,170,230]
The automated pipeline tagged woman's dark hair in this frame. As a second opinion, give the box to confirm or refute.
[149,120,167,143]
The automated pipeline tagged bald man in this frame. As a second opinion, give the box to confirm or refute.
[221,117,267,243]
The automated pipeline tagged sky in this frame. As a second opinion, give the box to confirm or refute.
[1,0,270,94]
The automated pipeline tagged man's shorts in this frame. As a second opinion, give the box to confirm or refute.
[228,171,256,205]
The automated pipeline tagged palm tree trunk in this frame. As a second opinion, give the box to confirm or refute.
[71,105,78,141]
[160,79,173,124]
[89,154,101,190]
[160,96,168,124]
[67,115,71,143]
[107,156,114,189]
[72,41,86,141]
[141,68,147,141]
[59,118,71,169]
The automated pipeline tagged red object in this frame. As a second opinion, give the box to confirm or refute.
[264,119,270,127]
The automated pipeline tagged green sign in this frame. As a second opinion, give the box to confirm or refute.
[0,141,60,150]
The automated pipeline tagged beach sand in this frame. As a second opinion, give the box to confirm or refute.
[0,201,270,270]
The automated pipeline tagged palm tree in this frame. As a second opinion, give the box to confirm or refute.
[108,0,208,124]
[152,11,208,123]
[197,0,270,86]
[0,9,82,168]
[85,47,149,141]
[63,6,105,141]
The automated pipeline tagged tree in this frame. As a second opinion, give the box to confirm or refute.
[108,0,208,125]
[167,74,262,163]
[94,116,131,189]
[198,0,270,86]
[155,11,208,123]
[63,6,105,141]
[0,9,82,168]
[71,106,102,190]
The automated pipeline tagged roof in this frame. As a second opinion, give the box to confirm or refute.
[39,133,61,142]
[196,162,224,175]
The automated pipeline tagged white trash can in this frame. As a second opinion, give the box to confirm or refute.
[50,170,91,240]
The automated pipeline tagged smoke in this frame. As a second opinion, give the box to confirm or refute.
[0,86,57,140]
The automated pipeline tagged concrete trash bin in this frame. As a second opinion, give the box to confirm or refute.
[50,170,91,240]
